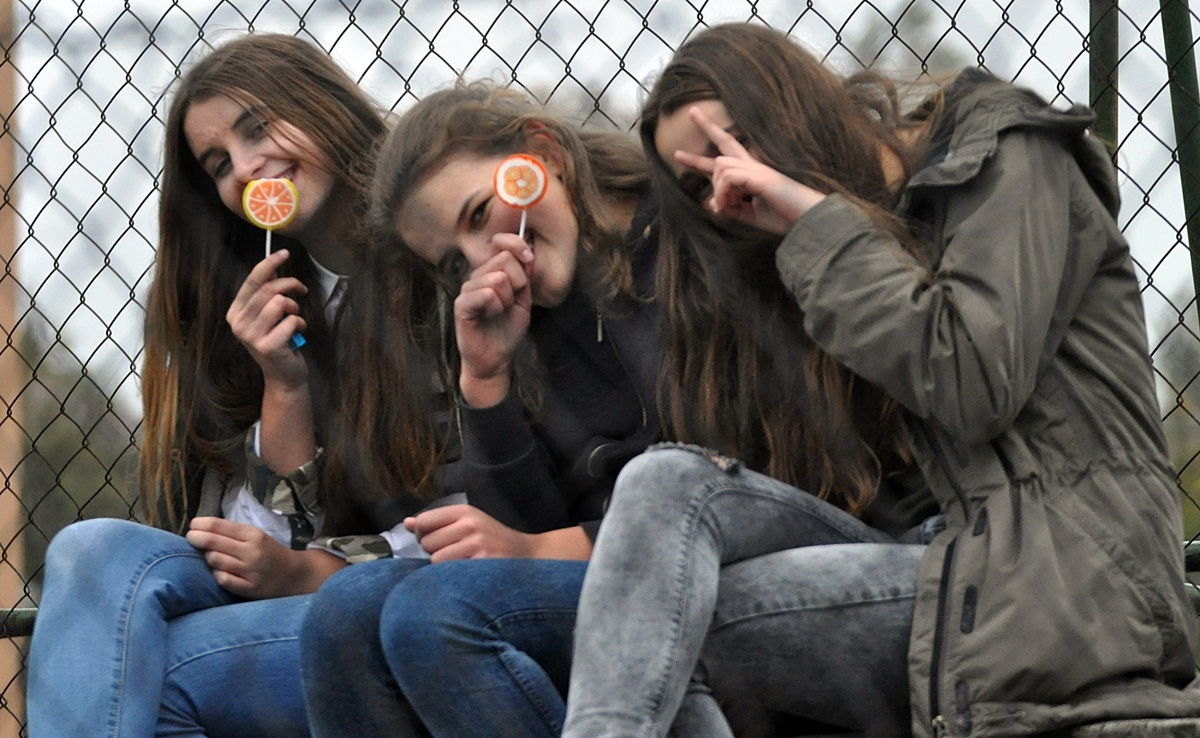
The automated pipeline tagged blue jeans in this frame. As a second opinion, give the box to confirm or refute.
[562,445,927,738]
[379,558,588,738]
[300,556,431,737]
[28,518,311,737]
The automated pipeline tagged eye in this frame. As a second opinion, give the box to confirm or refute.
[436,250,469,289]
[468,198,489,229]
[212,155,232,179]
[679,172,712,203]
[247,117,268,140]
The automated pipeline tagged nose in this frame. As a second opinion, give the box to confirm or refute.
[230,144,265,186]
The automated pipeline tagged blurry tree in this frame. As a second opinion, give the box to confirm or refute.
[16,315,138,601]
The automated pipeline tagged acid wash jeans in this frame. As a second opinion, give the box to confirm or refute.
[562,444,929,738]
[28,518,313,737]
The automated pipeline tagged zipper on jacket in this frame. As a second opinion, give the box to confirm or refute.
[601,313,649,430]
[930,536,957,736]
[913,422,973,737]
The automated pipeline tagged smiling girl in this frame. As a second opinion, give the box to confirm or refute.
[27,34,440,736]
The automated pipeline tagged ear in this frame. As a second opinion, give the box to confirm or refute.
[522,121,566,177]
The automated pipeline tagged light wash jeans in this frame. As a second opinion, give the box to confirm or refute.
[562,445,928,738]
[28,518,311,737]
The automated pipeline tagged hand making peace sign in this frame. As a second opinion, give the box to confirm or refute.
[671,105,827,235]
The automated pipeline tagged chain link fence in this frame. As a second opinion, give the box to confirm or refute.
[0,0,1197,733]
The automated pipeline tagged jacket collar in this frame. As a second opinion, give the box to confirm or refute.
[901,70,1097,197]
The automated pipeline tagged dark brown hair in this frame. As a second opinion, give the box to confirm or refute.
[367,83,650,411]
[142,34,391,533]
[642,23,937,515]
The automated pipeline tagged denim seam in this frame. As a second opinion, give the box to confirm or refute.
[640,480,723,727]
[485,608,577,628]
[110,549,205,738]
[163,635,298,676]
[711,591,918,632]
[486,609,578,735]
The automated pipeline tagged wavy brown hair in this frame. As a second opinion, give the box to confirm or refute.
[642,23,939,515]
[142,34,398,534]
[368,83,650,411]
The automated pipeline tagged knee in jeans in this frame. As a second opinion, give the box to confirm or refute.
[611,445,743,512]
[44,518,141,575]
[379,563,481,656]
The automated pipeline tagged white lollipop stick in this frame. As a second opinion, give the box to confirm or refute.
[265,229,272,260]
[494,154,548,243]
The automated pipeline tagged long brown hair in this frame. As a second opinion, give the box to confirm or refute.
[142,34,389,533]
[642,24,936,515]
[368,83,650,411]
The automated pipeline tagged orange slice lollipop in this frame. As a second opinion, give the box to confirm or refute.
[493,155,548,209]
[242,177,300,231]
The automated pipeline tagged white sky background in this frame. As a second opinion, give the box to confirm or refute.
[9,0,1200,446]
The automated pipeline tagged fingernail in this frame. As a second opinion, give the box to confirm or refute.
[521,249,533,263]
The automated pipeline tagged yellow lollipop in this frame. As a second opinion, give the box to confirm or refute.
[493,155,548,238]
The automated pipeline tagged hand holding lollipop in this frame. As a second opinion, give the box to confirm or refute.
[493,154,548,239]
[242,177,306,350]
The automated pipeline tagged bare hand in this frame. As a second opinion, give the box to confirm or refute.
[673,106,825,234]
[186,517,338,598]
[455,235,534,407]
[226,249,309,389]
[403,504,535,562]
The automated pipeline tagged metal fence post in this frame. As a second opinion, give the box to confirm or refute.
[1162,0,1200,324]
[1090,0,1119,152]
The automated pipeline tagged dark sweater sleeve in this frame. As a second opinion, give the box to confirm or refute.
[459,391,572,533]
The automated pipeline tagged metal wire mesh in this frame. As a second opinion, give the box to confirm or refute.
[0,0,1197,733]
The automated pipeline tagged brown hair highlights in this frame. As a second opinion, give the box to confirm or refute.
[366,83,650,413]
[371,83,649,302]
[142,34,388,532]
[641,23,931,515]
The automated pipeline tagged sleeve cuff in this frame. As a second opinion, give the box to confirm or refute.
[245,421,325,517]
[775,194,876,290]
[579,519,602,541]
[310,534,394,564]
[459,390,537,466]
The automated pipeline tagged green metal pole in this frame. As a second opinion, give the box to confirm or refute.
[1090,0,1119,152]
[1162,0,1200,325]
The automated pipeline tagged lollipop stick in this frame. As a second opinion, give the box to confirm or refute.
[518,211,527,240]
[265,229,272,260]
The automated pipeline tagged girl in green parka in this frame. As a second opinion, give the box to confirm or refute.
[562,23,1200,738]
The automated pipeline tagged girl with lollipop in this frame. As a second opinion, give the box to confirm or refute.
[28,34,444,736]
[300,83,664,737]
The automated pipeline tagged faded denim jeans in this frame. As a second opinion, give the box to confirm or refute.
[28,519,312,737]
[563,445,929,738]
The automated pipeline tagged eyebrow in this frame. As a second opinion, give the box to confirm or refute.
[195,108,255,173]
